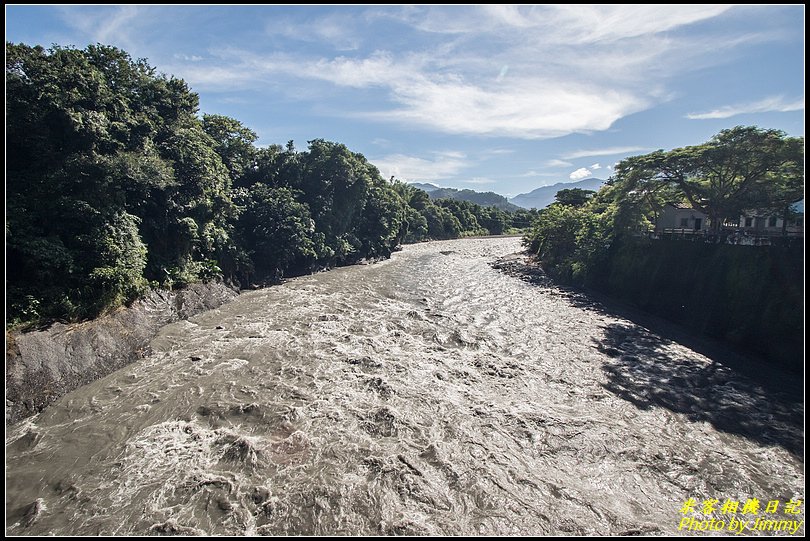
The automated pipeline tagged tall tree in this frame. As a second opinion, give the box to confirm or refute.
[613,127,804,233]
[554,188,596,208]
[202,114,258,184]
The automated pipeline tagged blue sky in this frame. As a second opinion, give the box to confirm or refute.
[6,5,805,197]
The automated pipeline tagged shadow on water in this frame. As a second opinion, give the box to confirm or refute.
[595,322,804,457]
[492,255,803,457]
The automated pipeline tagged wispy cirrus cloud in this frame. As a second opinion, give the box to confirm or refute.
[686,95,804,119]
[518,170,561,178]
[58,5,144,49]
[266,12,363,51]
[371,151,470,182]
[545,159,573,167]
[484,148,515,156]
[561,146,648,160]
[167,5,743,139]
[391,4,732,42]
[463,177,496,185]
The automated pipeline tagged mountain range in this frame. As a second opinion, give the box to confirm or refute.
[509,178,605,209]
[407,178,606,211]
[409,183,522,211]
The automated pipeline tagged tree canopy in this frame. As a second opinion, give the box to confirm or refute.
[524,126,804,284]
[611,127,804,232]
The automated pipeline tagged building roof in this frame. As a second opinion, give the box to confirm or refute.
[665,202,695,210]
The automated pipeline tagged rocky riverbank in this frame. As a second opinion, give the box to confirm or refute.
[6,282,238,424]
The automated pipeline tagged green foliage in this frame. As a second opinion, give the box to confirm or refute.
[524,126,805,285]
[202,114,258,183]
[86,211,150,312]
[554,188,595,208]
[6,42,231,324]
[6,41,526,328]
[612,126,804,232]
[523,203,607,282]
[389,180,516,240]
[425,187,521,211]
[234,184,317,279]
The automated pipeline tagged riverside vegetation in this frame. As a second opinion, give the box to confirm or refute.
[523,127,804,368]
[7,43,533,329]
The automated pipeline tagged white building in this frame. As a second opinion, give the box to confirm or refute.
[656,203,708,232]
[732,212,803,236]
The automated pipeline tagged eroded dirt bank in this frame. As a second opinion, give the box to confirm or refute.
[6,282,238,424]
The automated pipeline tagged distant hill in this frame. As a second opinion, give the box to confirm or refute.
[510,178,606,209]
[427,187,522,212]
[409,182,441,192]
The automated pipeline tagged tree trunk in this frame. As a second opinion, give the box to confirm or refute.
[710,213,722,235]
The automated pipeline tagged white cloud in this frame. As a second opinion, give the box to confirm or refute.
[686,95,805,119]
[569,167,593,180]
[484,148,515,156]
[562,146,647,159]
[464,177,496,185]
[536,5,733,44]
[371,152,469,181]
[519,170,560,178]
[59,5,143,48]
[545,159,573,167]
[433,150,467,160]
[266,13,362,51]
[348,64,648,138]
[164,5,756,139]
[396,5,732,42]
[174,53,204,62]
[590,163,601,170]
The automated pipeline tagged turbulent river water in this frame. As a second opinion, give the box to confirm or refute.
[6,237,805,536]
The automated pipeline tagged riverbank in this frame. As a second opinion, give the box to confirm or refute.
[5,237,516,425]
[6,282,238,424]
[491,251,804,402]
[6,246,415,425]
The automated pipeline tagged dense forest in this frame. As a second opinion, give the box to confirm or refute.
[6,43,529,328]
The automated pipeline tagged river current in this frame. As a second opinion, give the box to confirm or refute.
[5,237,804,535]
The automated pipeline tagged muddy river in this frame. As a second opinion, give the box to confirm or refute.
[5,237,804,535]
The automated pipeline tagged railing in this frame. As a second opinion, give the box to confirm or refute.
[649,228,803,245]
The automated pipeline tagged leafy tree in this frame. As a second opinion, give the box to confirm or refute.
[613,127,804,233]
[233,184,317,281]
[555,188,596,207]
[202,114,258,183]
[296,140,373,256]
[436,199,485,235]
[6,42,234,323]
[355,181,406,258]
[84,211,150,314]
[477,206,508,235]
